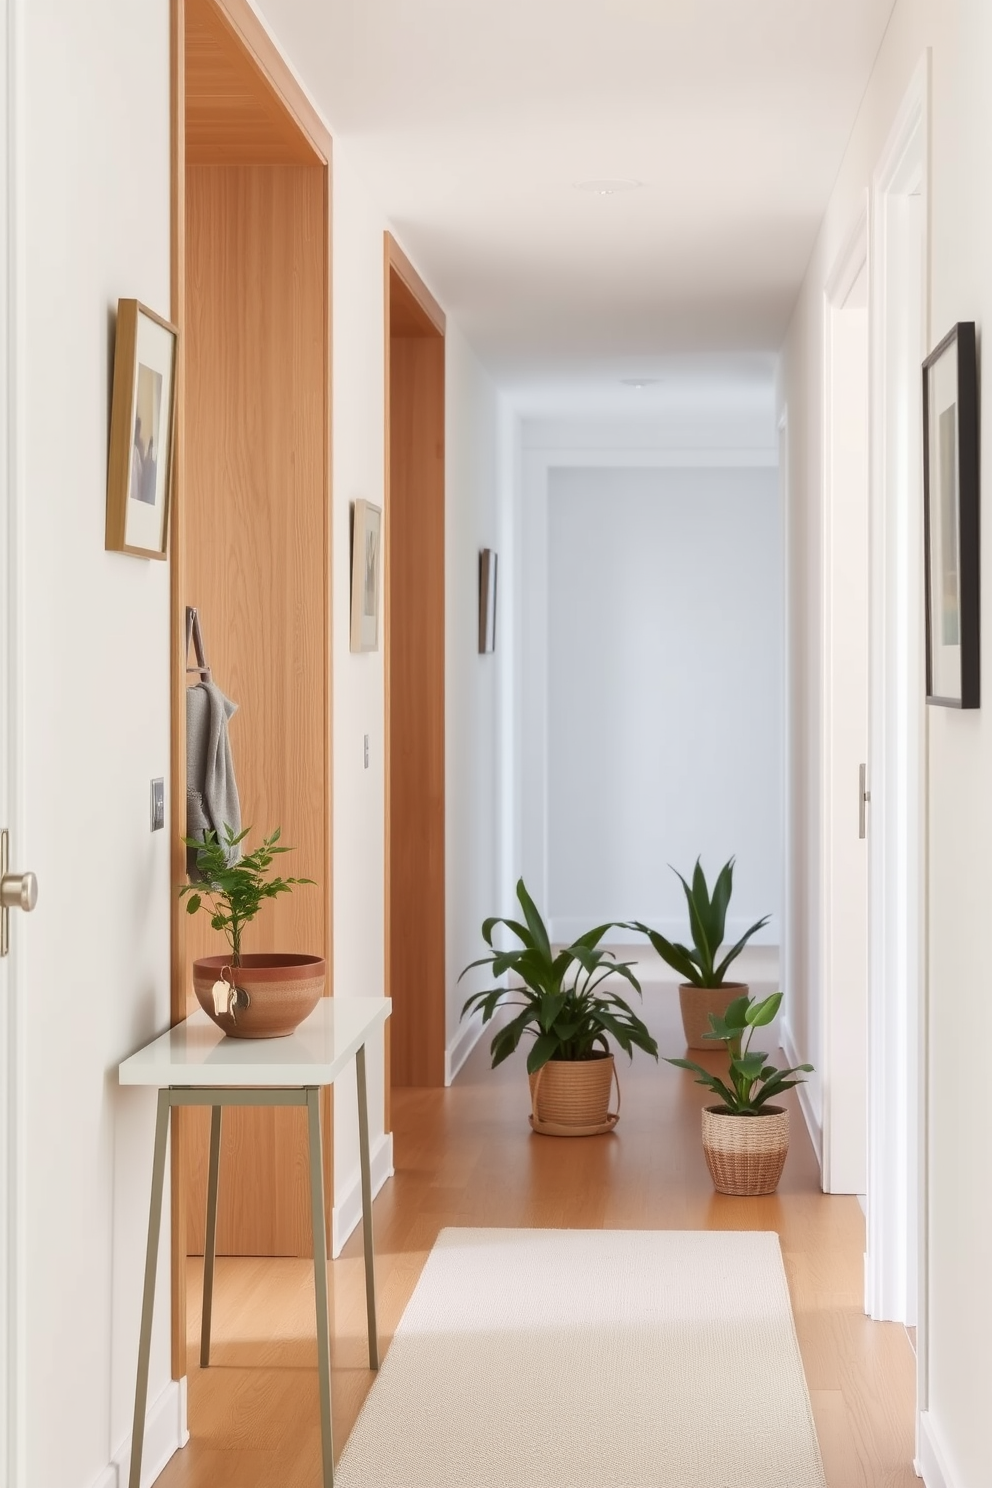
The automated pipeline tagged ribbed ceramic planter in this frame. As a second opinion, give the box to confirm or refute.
[192,953,325,1039]
[528,1053,618,1137]
[678,981,748,1049]
[701,1105,789,1195]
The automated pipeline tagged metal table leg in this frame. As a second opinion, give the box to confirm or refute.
[307,1087,335,1488]
[129,1088,172,1488]
[200,1103,222,1368]
[356,1043,380,1369]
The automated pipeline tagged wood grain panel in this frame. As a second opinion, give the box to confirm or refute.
[385,233,446,337]
[385,263,446,1088]
[183,163,328,1255]
[185,0,325,166]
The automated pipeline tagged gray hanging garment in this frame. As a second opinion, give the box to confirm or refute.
[186,680,242,876]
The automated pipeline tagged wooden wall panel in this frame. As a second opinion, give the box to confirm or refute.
[386,312,446,1088]
[183,163,327,1254]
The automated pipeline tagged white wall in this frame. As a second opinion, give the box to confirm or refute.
[329,141,391,1252]
[514,407,780,950]
[781,1,992,1483]
[545,465,781,943]
[16,3,178,1486]
[444,326,507,1080]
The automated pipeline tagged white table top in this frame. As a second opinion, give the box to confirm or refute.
[118,997,391,1088]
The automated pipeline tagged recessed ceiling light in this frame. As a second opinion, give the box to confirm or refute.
[573,178,643,196]
[620,377,662,388]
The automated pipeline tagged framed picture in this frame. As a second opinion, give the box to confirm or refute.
[923,321,979,708]
[105,299,178,559]
[350,500,382,652]
[479,548,498,654]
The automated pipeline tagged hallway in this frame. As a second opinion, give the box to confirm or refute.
[157,960,916,1488]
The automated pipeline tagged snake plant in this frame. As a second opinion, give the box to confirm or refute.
[629,855,770,987]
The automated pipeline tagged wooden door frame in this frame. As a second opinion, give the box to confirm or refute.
[383,234,446,1115]
[169,0,333,1380]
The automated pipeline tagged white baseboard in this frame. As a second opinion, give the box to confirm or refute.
[780,1018,822,1173]
[446,1009,486,1085]
[917,1411,960,1488]
[90,1377,188,1488]
[331,1131,394,1259]
[550,916,781,948]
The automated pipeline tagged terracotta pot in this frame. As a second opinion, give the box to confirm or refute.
[192,953,325,1039]
[701,1105,789,1195]
[527,1053,618,1137]
[678,981,748,1049]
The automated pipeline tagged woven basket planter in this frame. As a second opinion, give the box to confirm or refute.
[679,982,748,1049]
[528,1053,619,1137]
[701,1105,789,1195]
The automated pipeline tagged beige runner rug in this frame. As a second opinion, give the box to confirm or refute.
[336,1227,825,1488]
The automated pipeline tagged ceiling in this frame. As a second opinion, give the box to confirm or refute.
[256,0,895,400]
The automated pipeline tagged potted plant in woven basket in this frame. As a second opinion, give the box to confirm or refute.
[629,856,770,1050]
[460,879,658,1136]
[180,824,322,1040]
[667,991,813,1195]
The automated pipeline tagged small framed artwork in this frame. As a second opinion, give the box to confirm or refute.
[479,548,498,654]
[923,321,980,708]
[105,299,178,559]
[350,499,382,652]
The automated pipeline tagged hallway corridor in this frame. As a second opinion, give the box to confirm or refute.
[157,966,916,1488]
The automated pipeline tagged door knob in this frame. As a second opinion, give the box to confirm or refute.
[1,870,37,912]
[1,828,38,956]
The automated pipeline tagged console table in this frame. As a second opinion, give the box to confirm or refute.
[118,996,391,1488]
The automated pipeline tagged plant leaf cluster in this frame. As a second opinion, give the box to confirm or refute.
[628,856,770,988]
[459,879,658,1074]
[666,991,813,1115]
[179,825,313,966]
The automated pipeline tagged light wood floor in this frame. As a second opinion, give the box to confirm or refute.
[155,981,918,1487]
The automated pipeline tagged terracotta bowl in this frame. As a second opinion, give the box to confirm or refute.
[192,953,325,1039]
[678,981,748,1049]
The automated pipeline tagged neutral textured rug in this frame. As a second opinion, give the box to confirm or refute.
[335,1227,825,1488]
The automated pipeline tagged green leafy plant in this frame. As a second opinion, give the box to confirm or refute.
[629,856,770,987]
[666,991,813,1115]
[179,825,313,966]
[459,878,658,1074]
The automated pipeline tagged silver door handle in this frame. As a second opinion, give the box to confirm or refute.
[859,764,871,840]
[1,871,37,912]
[1,828,38,957]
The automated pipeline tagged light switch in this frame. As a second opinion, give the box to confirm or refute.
[150,778,165,831]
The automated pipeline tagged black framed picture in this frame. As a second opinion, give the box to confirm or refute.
[923,321,980,708]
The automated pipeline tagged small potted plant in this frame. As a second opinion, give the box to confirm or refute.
[667,991,813,1195]
[460,878,658,1136]
[628,856,770,1049]
[180,825,322,1039]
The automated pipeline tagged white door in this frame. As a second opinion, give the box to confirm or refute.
[821,227,870,1195]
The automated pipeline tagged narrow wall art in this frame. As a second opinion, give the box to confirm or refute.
[479,548,498,653]
[105,299,178,559]
[351,499,382,652]
[922,321,979,708]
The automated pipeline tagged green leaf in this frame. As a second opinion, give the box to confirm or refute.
[709,857,734,947]
[526,1033,560,1074]
[631,924,701,984]
[712,915,772,984]
[722,995,751,1030]
[516,879,552,963]
[185,894,201,915]
[746,991,783,1027]
[675,867,715,981]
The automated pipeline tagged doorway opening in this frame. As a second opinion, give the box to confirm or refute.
[867,64,929,1339]
[169,0,333,1377]
[383,235,446,1109]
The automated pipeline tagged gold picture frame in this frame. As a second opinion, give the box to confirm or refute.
[350,499,382,652]
[105,298,178,559]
